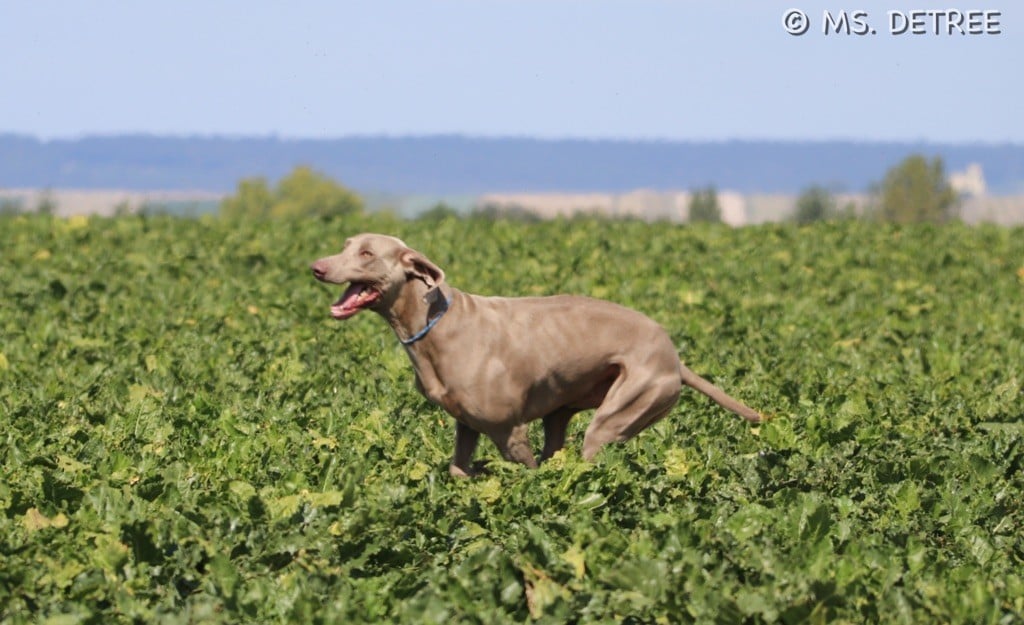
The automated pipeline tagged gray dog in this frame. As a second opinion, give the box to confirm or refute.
[311,233,763,476]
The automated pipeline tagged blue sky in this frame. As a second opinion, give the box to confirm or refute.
[1,1,1019,142]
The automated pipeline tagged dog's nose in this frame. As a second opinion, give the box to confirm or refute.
[310,261,328,281]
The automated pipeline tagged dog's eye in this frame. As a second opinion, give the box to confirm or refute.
[360,249,373,258]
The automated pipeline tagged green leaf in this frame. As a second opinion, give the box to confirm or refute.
[663,447,691,479]
[407,461,430,481]
[561,545,587,580]
[22,508,70,532]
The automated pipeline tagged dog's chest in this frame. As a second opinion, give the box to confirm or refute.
[406,349,463,414]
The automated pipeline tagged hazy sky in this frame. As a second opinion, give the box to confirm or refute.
[1,1,1019,142]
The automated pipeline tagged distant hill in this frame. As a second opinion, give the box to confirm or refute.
[2,134,1022,195]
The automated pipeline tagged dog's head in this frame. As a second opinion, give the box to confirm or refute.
[310,233,445,320]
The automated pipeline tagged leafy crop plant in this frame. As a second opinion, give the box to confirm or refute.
[1,214,1022,623]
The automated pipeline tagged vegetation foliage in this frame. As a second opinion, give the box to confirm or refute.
[220,166,363,218]
[793,186,837,225]
[872,155,959,225]
[687,187,721,223]
[2,213,1023,624]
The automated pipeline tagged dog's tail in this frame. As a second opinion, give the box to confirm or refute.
[680,361,764,423]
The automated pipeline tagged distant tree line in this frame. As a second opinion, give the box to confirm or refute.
[793,154,959,225]
[0,192,57,216]
[217,155,960,225]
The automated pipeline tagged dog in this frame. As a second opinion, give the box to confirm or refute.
[311,233,762,476]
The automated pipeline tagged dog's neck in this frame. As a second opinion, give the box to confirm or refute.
[383,279,452,345]
[384,279,458,415]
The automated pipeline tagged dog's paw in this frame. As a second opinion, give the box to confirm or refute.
[449,464,474,478]
[449,460,492,478]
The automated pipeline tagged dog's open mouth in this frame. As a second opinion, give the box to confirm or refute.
[331,282,382,319]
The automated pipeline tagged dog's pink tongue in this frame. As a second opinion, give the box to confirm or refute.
[331,283,366,319]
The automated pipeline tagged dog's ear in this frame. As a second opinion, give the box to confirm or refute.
[400,250,445,290]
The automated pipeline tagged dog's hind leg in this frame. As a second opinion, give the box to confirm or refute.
[581,371,681,461]
[493,424,538,468]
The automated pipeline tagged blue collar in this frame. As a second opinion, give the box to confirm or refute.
[400,294,452,345]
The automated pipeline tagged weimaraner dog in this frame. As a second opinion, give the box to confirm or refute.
[311,233,763,477]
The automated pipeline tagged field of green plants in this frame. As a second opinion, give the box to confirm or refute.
[2,213,1023,624]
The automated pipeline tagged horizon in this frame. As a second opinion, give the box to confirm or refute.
[5,132,1023,148]
[4,134,1023,197]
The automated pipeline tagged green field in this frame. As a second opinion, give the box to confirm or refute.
[2,214,1023,624]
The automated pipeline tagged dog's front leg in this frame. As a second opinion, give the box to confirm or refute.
[450,422,480,478]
